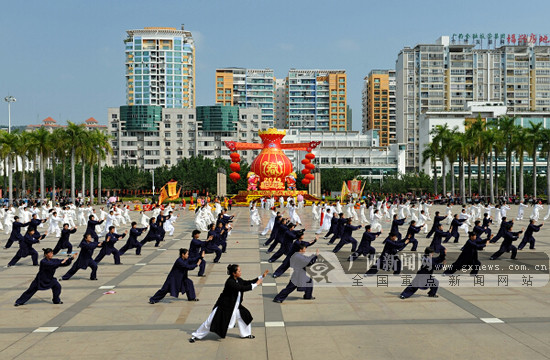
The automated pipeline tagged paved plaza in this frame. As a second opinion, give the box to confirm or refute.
[0,204,549,360]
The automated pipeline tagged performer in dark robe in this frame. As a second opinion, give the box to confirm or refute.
[482,213,493,237]
[328,213,346,245]
[272,234,317,278]
[268,223,302,263]
[390,214,407,241]
[4,216,31,249]
[53,224,77,255]
[14,248,76,306]
[490,225,524,260]
[324,213,339,239]
[61,233,103,280]
[188,230,207,276]
[404,221,424,251]
[273,246,318,303]
[426,211,447,238]
[149,248,203,303]
[489,217,513,243]
[189,265,268,342]
[119,222,148,255]
[94,226,127,264]
[86,215,104,243]
[443,231,490,275]
[332,218,361,253]
[349,225,381,261]
[139,217,162,247]
[399,247,446,299]
[429,224,451,254]
[444,215,466,243]
[264,215,282,248]
[518,220,543,250]
[267,218,288,254]
[366,233,409,275]
[7,228,47,267]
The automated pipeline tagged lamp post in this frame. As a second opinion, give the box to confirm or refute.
[4,95,16,133]
[151,168,155,196]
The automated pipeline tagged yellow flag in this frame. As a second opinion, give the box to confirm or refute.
[341,181,349,202]
[167,181,178,197]
[158,186,168,205]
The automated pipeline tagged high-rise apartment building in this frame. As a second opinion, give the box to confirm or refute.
[215,68,274,128]
[125,26,195,108]
[396,35,550,172]
[362,70,396,146]
[287,69,347,131]
[274,78,287,128]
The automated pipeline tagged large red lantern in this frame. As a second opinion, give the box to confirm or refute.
[230,152,240,161]
[301,179,310,185]
[305,163,315,170]
[305,153,315,160]
[229,172,241,182]
[305,173,315,180]
[230,163,241,172]
[301,159,310,165]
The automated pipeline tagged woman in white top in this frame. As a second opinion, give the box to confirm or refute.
[311,202,319,221]
[359,202,369,224]
[140,211,150,228]
[371,210,382,232]
[249,202,261,227]
[530,203,543,221]
[288,201,302,225]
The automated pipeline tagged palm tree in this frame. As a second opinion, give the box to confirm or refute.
[16,131,34,199]
[95,130,112,204]
[449,132,468,204]
[421,142,439,194]
[467,115,486,197]
[540,129,550,202]
[30,127,51,200]
[430,124,452,196]
[0,131,19,205]
[77,130,91,201]
[495,115,516,197]
[63,122,87,203]
[512,126,529,200]
[526,121,544,198]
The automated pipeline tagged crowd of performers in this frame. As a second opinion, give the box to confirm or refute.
[3,194,545,342]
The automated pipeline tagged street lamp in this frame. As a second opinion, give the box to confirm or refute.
[4,95,16,133]
[151,168,155,195]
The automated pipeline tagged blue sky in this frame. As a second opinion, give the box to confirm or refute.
[2,0,550,131]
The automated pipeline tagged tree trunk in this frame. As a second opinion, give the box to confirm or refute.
[90,163,94,205]
[32,151,37,198]
[52,151,56,202]
[62,157,66,197]
[71,147,76,203]
[494,152,499,200]
[21,155,26,199]
[468,155,472,198]
[460,157,466,204]
[532,150,537,198]
[450,161,455,197]
[489,153,495,204]
[40,152,45,201]
[98,155,102,204]
[478,156,482,198]
[3,158,6,194]
[8,155,13,205]
[519,159,524,200]
[506,150,511,197]
[433,160,438,195]
[442,159,447,197]
[483,154,488,199]
[81,155,86,202]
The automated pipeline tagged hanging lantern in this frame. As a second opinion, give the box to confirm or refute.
[229,172,241,182]
[305,173,315,180]
[301,179,310,185]
[301,169,310,175]
[230,152,240,161]
[301,159,310,165]
[305,163,315,170]
[230,163,241,172]
[305,153,315,160]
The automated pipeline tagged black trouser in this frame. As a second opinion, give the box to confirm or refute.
[400,279,439,298]
[8,249,38,266]
[4,236,18,249]
[349,246,375,261]
[189,254,206,276]
[273,280,313,302]
[53,242,73,255]
[15,279,62,305]
[332,237,357,253]
[491,245,517,260]
[94,248,121,264]
[205,246,222,262]
[149,279,196,303]
[518,236,535,250]
[119,242,142,255]
[62,261,98,280]
[366,253,402,275]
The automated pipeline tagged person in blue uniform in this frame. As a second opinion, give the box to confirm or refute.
[518,220,543,250]
[139,217,162,248]
[149,248,203,304]
[429,223,451,254]
[119,222,148,256]
[94,226,127,265]
[268,223,302,263]
[264,215,282,248]
[190,265,268,342]
[86,215,104,243]
[14,248,77,306]
[489,217,513,243]
[53,223,77,255]
[28,213,47,237]
[490,224,524,260]
[272,234,317,278]
[443,231,490,276]
[399,247,446,299]
[404,220,424,251]
[390,214,407,241]
[273,246,319,303]
[328,213,346,245]
[324,212,339,239]
[189,230,208,276]
[332,218,361,253]
[267,218,289,254]
[426,211,447,238]
[366,233,409,275]
[4,216,31,249]
[7,228,47,267]
[61,233,103,281]
[444,214,466,243]
[482,213,493,237]
[349,225,381,261]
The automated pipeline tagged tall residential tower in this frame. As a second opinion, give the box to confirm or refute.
[362,70,396,146]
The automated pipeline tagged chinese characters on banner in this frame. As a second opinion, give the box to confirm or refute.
[451,33,550,48]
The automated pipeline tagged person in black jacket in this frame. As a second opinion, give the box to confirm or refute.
[518,220,543,250]
[328,213,346,245]
[399,247,446,299]
[189,265,268,342]
[119,222,148,256]
[426,211,447,238]
[443,231,490,276]
[7,228,47,267]
[149,248,203,304]
[349,225,381,261]
[94,226,127,265]
[53,223,77,255]
[4,216,31,249]
[490,224,524,260]
[366,233,409,275]
[86,214,104,243]
[14,248,77,306]
[61,233,103,280]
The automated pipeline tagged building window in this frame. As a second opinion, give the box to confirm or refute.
[111,114,118,119]
[165,141,171,146]
[189,114,194,119]
[165,123,171,128]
